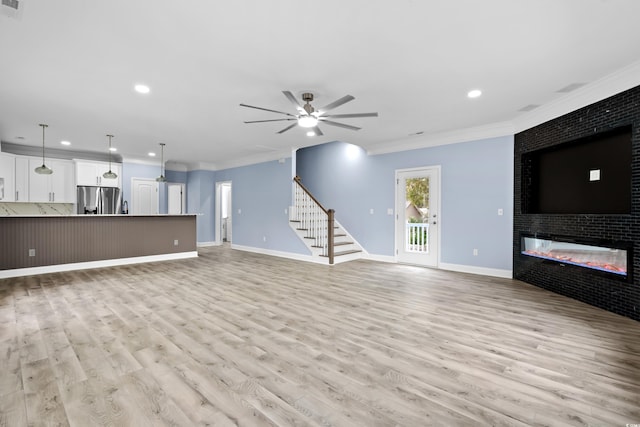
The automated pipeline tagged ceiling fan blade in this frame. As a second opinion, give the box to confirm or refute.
[323,112,378,119]
[277,123,298,134]
[319,95,355,113]
[282,91,304,112]
[312,126,323,136]
[320,120,361,131]
[240,103,297,117]
[244,118,296,124]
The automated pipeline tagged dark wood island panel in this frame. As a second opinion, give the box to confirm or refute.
[0,215,197,275]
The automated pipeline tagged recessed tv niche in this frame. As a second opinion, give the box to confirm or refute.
[521,125,632,214]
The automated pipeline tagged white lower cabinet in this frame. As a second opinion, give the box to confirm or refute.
[28,158,75,203]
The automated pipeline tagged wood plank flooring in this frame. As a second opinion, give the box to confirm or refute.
[1,246,640,426]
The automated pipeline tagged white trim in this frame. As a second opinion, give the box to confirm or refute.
[513,59,640,134]
[197,241,220,247]
[211,151,292,171]
[0,251,198,279]
[438,262,512,279]
[363,253,396,263]
[231,244,328,264]
[367,122,514,156]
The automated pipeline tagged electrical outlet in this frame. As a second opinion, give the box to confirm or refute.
[370,208,374,214]
[28,249,36,257]
[498,208,504,216]
[473,248,478,256]
[387,208,394,215]
[174,240,179,246]
[263,236,267,242]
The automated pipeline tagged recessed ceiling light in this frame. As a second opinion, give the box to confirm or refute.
[109,147,117,152]
[467,89,482,98]
[148,152,156,157]
[134,84,150,94]
[306,131,315,137]
[60,140,71,146]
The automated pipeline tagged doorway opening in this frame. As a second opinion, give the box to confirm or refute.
[215,181,232,244]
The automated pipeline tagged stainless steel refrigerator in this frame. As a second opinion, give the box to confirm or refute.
[77,186,122,214]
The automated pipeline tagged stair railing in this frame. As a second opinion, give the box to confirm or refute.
[292,176,335,264]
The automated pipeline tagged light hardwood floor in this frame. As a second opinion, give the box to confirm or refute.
[1,246,640,426]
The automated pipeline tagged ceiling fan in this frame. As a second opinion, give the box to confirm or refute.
[240,91,378,136]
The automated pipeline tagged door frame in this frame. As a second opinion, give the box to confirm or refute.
[131,178,159,215]
[215,181,232,245]
[395,165,441,267]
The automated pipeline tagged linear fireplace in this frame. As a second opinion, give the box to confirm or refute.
[520,234,632,282]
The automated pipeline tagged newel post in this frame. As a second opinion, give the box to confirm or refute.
[328,209,335,265]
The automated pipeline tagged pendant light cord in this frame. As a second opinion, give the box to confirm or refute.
[40,123,48,164]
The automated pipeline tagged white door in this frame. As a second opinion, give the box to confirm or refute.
[132,178,158,215]
[168,183,185,214]
[396,166,440,267]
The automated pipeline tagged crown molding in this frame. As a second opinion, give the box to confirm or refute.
[366,121,515,156]
[191,149,291,172]
[512,59,640,133]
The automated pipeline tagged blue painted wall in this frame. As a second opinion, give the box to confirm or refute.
[296,136,514,270]
[214,158,308,254]
[186,169,215,243]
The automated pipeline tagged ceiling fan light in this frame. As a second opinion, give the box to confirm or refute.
[298,115,318,128]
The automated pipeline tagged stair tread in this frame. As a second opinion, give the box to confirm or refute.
[334,241,354,246]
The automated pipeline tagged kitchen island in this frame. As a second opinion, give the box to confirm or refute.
[0,214,197,278]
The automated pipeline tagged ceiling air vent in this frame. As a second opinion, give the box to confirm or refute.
[1,0,23,18]
[518,104,540,112]
[556,83,586,93]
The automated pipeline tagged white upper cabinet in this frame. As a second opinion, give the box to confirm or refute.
[0,153,16,202]
[28,158,75,203]
[14,157,30,202]
[76,161,121,188]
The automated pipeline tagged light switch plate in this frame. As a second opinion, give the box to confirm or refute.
[589,169,601,181]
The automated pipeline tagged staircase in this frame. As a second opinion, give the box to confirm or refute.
[289,176,364,264]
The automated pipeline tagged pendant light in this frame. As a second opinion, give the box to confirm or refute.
[34,123,53,175]
[156,143,167,182]
[102,134,118,179]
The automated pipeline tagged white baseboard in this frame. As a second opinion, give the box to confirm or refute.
[0,251,199,279]
[438,262,512,278]
[363,253,396,263]
[231,244,329,265]
[197,241,220,247]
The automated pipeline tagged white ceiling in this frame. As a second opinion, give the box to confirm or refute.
[1,0,640,169]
